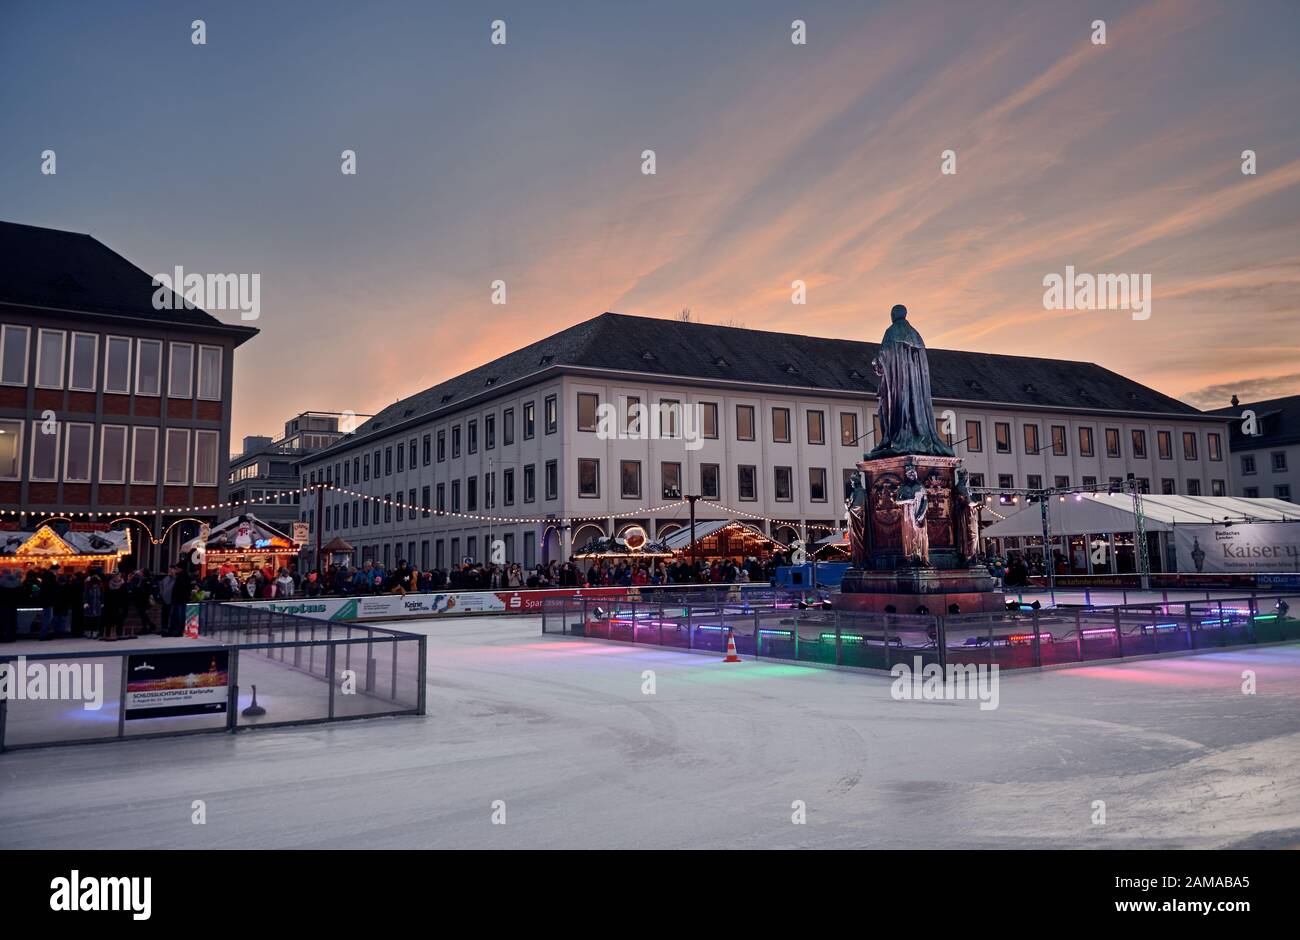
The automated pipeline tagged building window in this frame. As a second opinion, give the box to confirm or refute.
[658,399,680,438]
[1131,429,1147,459]
[624,396,641,435]
[1207,432,1222,461]
[1186,478,1201,495]
[737,465,757,500]
[422,434,432,465]
[736,405,755,441]
[1023,424,1040,455]
[1161,478,1175,495]
[438,485,446,515]
[806,410,825,445]
[1054,475,1070,489]
[840,412,859,447]
[1243,486,1259,498]
[437,430,446,462]
[965,420,982,452]
[545,460,558,500]
[545,395,557,434]
[1241,454,1256,475]
[0,419,21,480]
[410,486,420,515]
[35,329,65,389]
[61,422,93,482]
[136,339,162,396]
[661,462,682,499]
[384,445,393,473]
[1271,451,1288,472]
[937,415,954,447]
[168,343,194,398]
[502,470,514,506]
[197,345,222,400]
[68,332,98,392]
[98,425,127,484]
[503,408,514,445]
[1211,479,1226,497]
[467,420,477,454]
[1182,432,1198,461]
[466,477,477,511]
[1157,430,1173,460]
[1026,473,1042,490]
[363,453,371,480]
[1078,426,1095,458]
[97,335,131,394]
[968,473,984,488]
[772,407,791,443]
[620,460,641,499]
[995,422,1011,454]
[700,463,720,499]
[523,464,535,502]
[700,401,718,439]
[523,401,536,439]
[422,485,431,517]
[485,414,495,450]
[164,428,190,484]
[774,466,793,502]
[1276,485,1292,501]
[998,473,1014,489]
[194,430,219,486]
[451,427,460,459]
[578,458,600,497]
[1105,428,1121,458]
[397,441,405,472]
[131,426,158,484]
[436,483,445,512]
[809,467,828,501]
[577,393,599,432]
[1050,425,1067,457]
[1082,475,1098,487]
[0,325,29,386]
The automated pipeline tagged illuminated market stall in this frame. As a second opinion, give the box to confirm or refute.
[660,519,788,562]
[0,523,131,573]
[181,513,298,576]
[572,526,673,565]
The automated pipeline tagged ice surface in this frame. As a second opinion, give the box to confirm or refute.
[2,614,1297,849]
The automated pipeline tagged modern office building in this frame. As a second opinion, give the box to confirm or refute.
[0,220,257,566]
[228,412,347,529]
[297,312,1234,571]
[1205,394,1298,502]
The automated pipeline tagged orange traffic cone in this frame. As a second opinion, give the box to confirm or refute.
[723,628,742,663]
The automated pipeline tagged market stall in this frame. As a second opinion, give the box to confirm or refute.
[0,523,130,573]
[181,513,298,577]
[660,519,788,562]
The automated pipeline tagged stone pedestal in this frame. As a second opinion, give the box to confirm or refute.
[836,453,1004,614]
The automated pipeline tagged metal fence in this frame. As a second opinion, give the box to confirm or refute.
[0,602,425,752]
[542,593,1300,672]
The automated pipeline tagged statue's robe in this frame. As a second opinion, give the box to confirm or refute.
[868,317,955,458]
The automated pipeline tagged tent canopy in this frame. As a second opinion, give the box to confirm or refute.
[981,494,1299,539]
[660,519,787,553]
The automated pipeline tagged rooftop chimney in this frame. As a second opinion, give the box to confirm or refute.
[1231,394,1240,407]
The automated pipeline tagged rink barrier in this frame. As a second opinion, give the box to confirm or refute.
[541,593,1300,672]
[0,604,426,753]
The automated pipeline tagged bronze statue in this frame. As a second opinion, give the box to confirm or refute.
[845,469,868,567]
[954,467,982,562]
[869,305,955,458]
[895,462,930,566]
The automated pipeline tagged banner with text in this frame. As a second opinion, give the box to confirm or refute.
[1173,523,1300,574]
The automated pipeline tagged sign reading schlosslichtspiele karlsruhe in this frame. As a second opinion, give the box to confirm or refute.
[232,587,638,622]
[1173,523,1300,574]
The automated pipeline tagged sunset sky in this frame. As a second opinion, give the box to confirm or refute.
[2,0,1298,444]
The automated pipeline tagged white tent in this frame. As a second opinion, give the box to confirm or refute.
[981,494,1298,538]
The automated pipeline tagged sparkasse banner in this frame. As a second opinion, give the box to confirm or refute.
[1173,523,1300,574]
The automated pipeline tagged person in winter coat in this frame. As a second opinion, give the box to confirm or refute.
[103,573,129,641]
[274,568,295,598]
[82,575,105,639]
[0,567,22,642]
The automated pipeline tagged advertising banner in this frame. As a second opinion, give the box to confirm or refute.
[124,651,230,720]
[1173,523,1300,574]
[240,587,636,622]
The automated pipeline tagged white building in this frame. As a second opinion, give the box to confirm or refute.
[297,313,1235,571]
[1205,394,1297,503]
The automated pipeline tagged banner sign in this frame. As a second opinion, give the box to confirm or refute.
[237,587,638,622]
[1173,523,1300,574]
[291,522,309,545]
[125,651,230,720]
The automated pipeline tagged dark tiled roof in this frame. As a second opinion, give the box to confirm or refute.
[0,219,257,338]
[1204,394,1300,450]
[326,312,1204,458]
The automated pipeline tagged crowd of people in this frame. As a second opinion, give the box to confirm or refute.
[0,553,791,643]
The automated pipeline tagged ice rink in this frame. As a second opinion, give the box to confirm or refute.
[2,613,1298,849]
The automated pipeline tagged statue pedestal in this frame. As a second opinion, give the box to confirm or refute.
[836,453,1004,615]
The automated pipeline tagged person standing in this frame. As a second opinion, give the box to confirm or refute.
[0,567,21,642]
[167,564,192,637]
[83,575,104,640]
[129,569,156,633]
[103,572,128,641]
